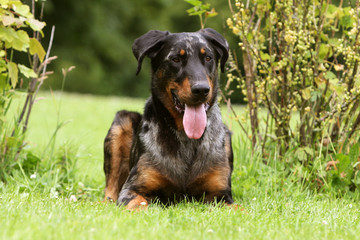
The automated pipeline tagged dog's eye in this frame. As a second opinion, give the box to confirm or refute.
[205,56,212,62]
[172,57,181,63]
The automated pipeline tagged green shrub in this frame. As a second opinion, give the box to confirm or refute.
[0,0,46,181]
[225,0,360,193]
[0,1,81,198]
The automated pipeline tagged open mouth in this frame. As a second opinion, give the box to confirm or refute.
[171,90,210,139]
[172,91,185,113]
[171,90,209,114]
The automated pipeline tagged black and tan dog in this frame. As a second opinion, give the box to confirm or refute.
[104,28,236,210]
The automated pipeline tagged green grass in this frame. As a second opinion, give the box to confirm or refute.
[1,92,360,240]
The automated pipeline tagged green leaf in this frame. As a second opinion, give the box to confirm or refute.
[320,32,329,41]
[349,143,359,165]
[260,51,270,61]
[310,90,322,102]
[12,3,33,18]
[29,38,46,62]
[336,154,349,171]
[303,147,314,157]
[0,73,7,91]
[340,15,353,29]
[329,38,341,46]
[329,80,345,95]
[7,61,18,88]
[205,8,218,18]
[12,30,30,51]
[27,18,46,31]
[18,64,37,78]
[324,71,336,80]
[319,44,332,60]
[2,15,16,26]
[246,32,254,41]
[301,87,311,100]
[185,0,202,6]
[187,8,206,16]
[352,174,360,185]
[1,28,30,52]
[304,50,311,59]
[295,148,307,162]
[0,0,9,5]
[325,4,338,19]
[0,26,17,43]
[22,151,41,172]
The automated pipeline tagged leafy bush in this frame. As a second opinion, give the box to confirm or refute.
[0,0,46,181]
[0,1,81,199]
[225,0,360,193]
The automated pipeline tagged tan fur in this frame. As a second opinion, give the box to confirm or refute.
[138,167,170,192]
[104,120,133,201]
[200,167,230,193]
[165,81,185,130]
[126,193,149,210]
[189,166,230,202]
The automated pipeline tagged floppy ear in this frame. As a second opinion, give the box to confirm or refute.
[199,28,229,73]
[132,30,170,75]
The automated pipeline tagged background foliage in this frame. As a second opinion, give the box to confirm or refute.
[226,0,360,193]
[0,0,46,181]
[35,0,234,98]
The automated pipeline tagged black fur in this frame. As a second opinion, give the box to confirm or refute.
[104,28,235,208]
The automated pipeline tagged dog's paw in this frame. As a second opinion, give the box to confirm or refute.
[118,189,149,211]
[126,196,149,211]
[226,203,245,212]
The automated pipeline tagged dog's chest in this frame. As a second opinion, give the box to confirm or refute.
[139,105,226,185]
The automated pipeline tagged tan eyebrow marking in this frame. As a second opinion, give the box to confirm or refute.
[180,49,186,56]
[200,48,206,54]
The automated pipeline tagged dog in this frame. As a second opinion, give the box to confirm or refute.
[103,28,235,210]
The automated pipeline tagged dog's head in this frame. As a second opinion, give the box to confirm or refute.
[133,28,229,139]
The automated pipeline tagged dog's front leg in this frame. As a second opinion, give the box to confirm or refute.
[117,188,149,210]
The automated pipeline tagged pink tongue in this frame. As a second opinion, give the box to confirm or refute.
[183,104,207,139]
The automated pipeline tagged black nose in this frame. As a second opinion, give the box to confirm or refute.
[191,83,210,97]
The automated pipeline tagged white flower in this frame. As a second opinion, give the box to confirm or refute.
[50,188,59,199]
[140,201,147,206]
[21,192,29,198]
[30,173,36,179]
[322,220,328,225]
[252,197,256,201]
[69,195,77,202]
[349,204,353,209]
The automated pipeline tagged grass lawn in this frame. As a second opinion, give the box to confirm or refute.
[1,92,360,240]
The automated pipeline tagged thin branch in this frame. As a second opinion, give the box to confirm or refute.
[315,93,360,125]
[247,4,257,33]
[228,0,234,15]
[24,26,56,133]
[34,26,56,97]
